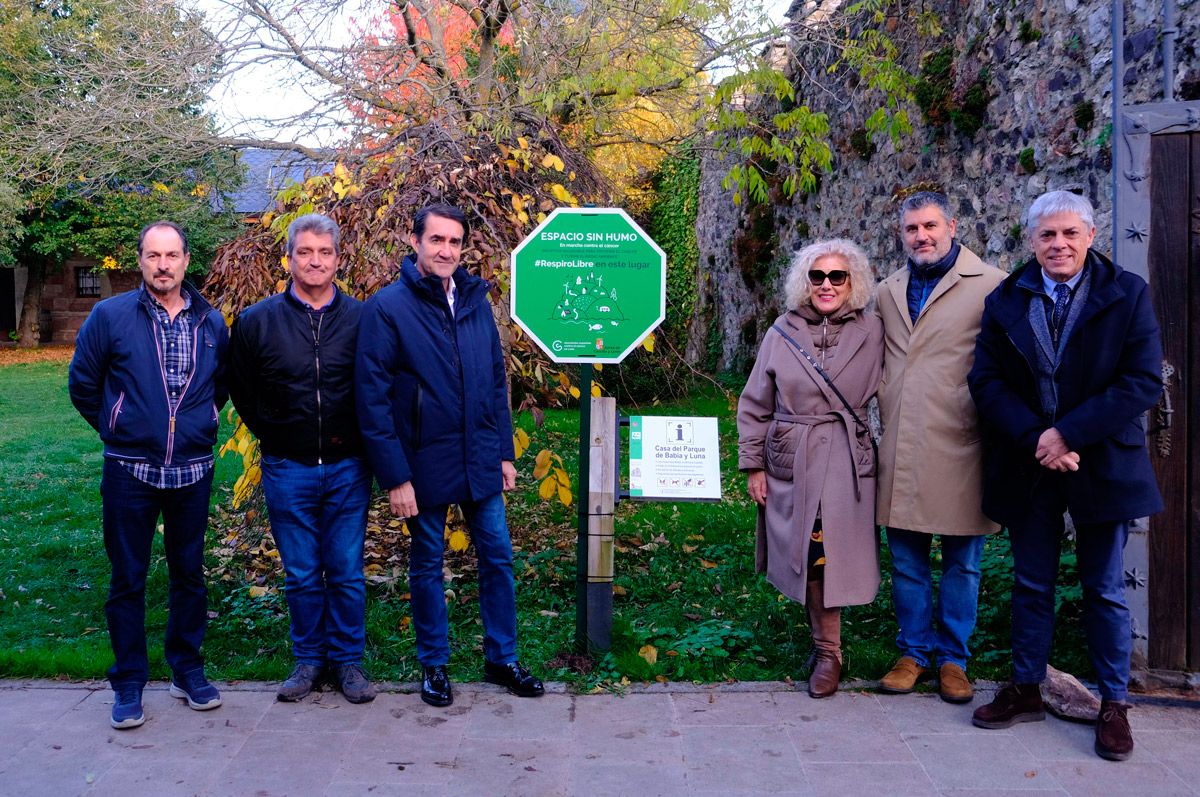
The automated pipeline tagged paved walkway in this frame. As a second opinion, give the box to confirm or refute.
[0,679,1197,796]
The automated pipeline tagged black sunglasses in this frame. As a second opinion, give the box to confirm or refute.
[807,269,849,287]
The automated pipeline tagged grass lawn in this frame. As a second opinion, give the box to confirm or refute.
[0,355,1090,688]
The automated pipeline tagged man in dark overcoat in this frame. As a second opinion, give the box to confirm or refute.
[968,190,1163,761]
[355,203,543,707]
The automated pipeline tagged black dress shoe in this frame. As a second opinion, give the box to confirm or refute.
[483,660,545,698]
[421,664,453,707]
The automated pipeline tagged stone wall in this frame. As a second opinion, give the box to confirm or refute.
[694,0,1199,371]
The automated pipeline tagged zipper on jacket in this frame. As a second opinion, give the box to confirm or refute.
[310,312,325,465]
[819,316,829,367]
[152,306,209,466]
[109,391,126,432]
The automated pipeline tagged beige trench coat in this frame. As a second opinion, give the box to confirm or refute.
[875,245,1006,535]
[737,309,884,607]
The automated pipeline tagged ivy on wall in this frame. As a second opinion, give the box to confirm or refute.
[648,142,700,342]
[913,46,991,138]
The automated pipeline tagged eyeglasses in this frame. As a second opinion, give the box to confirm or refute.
[807,269,849,287]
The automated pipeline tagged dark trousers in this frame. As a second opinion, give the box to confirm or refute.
[1008,480,1132,701]
[101,458,213,687]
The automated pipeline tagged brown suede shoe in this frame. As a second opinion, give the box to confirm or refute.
[1094,700,1134,761]
[972,683,1045,729]
[808,652,841,699]
[938,662,974,704]
[879,656,927,694]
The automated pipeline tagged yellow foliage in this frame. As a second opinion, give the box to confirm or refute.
[590,97,697,213]
[638,644,658,665]
[590,383,601,397]
[448,530,470,552]
[513,428,530,459]
[541,153,565,172]
[538,476,557,500]
[549,183,578,206]
[532,449,553,479]
[641,332,655,353]
[569,385,581,399]
[557,483,572,506]
[248,585,269,598]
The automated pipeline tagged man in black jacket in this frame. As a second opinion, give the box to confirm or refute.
[228,213,374,703]
[968,191,1163,761]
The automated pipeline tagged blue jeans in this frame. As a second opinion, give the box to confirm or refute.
[261,455,371,666]
[887,527,985,669]
[408,491,517,666]
[101,458,213,687]
[1008,483,1131,701]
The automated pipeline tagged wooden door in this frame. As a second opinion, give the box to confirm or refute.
[1147,132,1200,670]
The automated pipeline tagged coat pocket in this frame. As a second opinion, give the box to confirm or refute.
[765,421,799,481]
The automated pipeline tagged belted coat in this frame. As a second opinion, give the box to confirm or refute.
[737,308,884,607]
[875,245,1006,535]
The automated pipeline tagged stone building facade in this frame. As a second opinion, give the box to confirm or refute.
[693,0,1199,372]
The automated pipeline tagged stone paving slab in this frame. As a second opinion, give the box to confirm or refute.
[0,680,1196,796]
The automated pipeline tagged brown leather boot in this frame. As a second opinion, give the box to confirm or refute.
[806,579,842,699]
[1094,700,1134,761]
[972,683,1045,729]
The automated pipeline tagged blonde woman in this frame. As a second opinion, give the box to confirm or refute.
[737,239,883,697]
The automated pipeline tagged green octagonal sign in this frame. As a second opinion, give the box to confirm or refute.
[511,208,666,364]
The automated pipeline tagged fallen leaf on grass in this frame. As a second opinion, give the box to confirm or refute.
[638,645,658,665]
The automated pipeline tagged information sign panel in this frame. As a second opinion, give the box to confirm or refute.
[628,416,722,501]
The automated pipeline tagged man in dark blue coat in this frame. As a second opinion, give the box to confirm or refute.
[69,221,228,729]
[356,203,543,707]
[968,191,1163,761]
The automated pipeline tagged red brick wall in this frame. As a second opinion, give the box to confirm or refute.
[42,261,141,344]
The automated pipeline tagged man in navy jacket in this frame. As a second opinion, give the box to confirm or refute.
[69,221,229,729]
[228,213,374,704]
[968,191,1163,761]
[356,203,543,707]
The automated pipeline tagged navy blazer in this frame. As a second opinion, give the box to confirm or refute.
[968,250,1163,525]
[355,256,515,505]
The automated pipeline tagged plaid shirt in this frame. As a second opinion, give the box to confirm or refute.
[120,288,213,489]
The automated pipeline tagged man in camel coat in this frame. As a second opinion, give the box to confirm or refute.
[875,191,1006,704]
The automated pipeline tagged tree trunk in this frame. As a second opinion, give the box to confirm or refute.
[16,257,46,347]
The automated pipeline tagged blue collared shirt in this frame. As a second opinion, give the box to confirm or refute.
[1040,265,1086,297]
